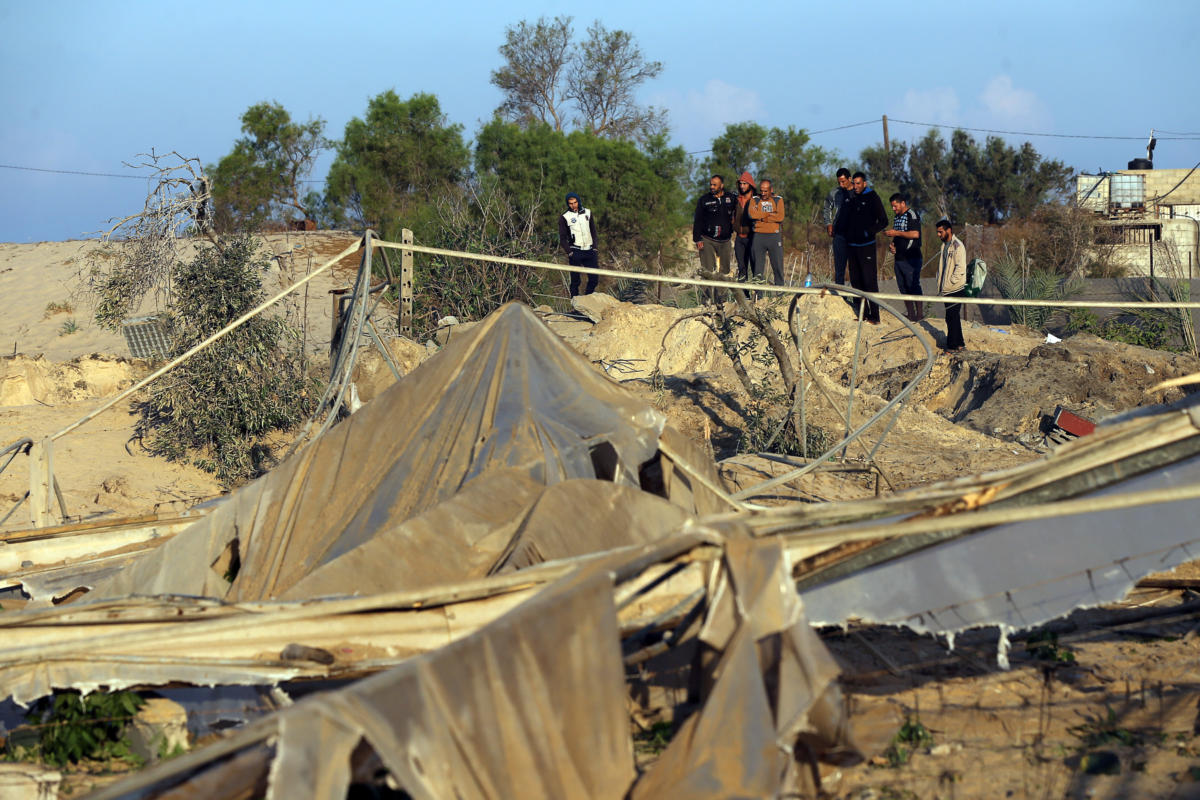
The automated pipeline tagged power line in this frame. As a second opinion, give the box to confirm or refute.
[809,118,879,135]
[0,163,149,179]
[887,118,1200,142]
[10,114,1199,181]
[686,118,881,156]
[0,162,329,186]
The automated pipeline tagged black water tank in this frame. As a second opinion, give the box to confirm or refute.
[1128,158,1153,170]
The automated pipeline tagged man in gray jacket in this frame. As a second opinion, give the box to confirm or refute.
[822,168,852,284]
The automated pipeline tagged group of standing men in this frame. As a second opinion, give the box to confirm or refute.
[692,173,787,292]
[822,168,968,350]
[565,168,970,352]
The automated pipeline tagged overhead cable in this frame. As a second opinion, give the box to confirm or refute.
[888,118,1200,142]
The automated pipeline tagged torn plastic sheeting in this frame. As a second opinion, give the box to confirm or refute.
[273,567,635,799]
[283,473,691,600]
[801,452,1200,649]
[632,536,861,799]
[88,537,860,800]
[80,303,723,604]
[488,478,691,573]
[0,588,537,706]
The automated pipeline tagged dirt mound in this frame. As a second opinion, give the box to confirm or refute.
[0,353,142,407]
[865,333,1200,444]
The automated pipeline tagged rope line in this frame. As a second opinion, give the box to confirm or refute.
[41,232,1200,449]
[380,240,1200,310]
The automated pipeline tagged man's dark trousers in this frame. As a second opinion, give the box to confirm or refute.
[735,235,754,281]
[569,248,598,296]
[944,288,966,349]
[894,256,923,296]
[847,244,880,322]
[832,234,849,284]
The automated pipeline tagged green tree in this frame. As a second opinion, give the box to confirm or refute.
[491,16,665,143]
[473,119,689,268]
[135,236,315,485]
[703,122,833,227]
[324,91,469,236]
[860,129,1070,224]
[209,102,327,231]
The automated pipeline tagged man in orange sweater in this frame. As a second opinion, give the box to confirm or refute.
[748,178,785,286]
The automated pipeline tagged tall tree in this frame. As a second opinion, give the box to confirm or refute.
[490,16,664,143]
[491,16,573,131]
[209,102,327,231]
[474,119,689,266]
[567,22,664,139]
[860,129,1070,224]
[324,91,469,233]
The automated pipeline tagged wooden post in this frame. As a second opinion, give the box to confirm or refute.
[400,228,413,337]
[882,115,891,176]
[28,438,55,527]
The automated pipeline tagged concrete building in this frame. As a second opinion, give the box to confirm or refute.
[1077,165,1200,278]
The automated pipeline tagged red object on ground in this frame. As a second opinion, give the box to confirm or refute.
[1054,407,1096,437]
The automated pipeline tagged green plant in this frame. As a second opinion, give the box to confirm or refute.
[1025,631,1076,664]
[208,101,328,232]
[57,318,79,336]
[1069,705,1143,749]
[1099,313,1176,351]
[633,721,674,757]
[407,180,557,338]
[1065,308,1099,334]
[1069,307,1185,353]
[880,716,935,768]
[134,236,315,486]
[989,243,1082,331]
[25,690,145,767]
[157,737,187,760]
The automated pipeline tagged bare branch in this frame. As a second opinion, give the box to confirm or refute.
[566,21,664,142]
[490,16,573,130]
[79,151,215,329]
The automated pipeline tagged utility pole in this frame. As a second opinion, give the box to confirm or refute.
[882,115,891,176]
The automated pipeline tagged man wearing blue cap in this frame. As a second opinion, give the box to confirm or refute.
[558,192,599,297]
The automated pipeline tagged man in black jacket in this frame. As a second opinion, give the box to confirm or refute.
[692,175,737,303]
[835,172,889,323]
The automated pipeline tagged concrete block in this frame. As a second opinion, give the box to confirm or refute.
[127,697,189,763]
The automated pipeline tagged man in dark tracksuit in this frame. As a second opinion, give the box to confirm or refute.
[822,167,853,284]
[692,174,738,303]
[558,192,599,297]
[835,172,889,323]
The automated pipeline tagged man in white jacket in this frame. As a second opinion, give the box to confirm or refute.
[559,192,599,297]
[935,219,968,353]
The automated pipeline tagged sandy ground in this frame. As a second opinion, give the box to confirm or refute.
[3,234,1200,798]
[0,232,372,525]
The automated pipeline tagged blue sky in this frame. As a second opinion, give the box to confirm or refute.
[3,0,1198,242]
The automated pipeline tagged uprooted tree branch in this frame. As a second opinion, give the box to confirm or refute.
[77,150,315,486]
[79,150,217,331]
